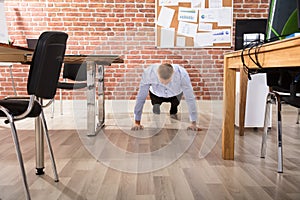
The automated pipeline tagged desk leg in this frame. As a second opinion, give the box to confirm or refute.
[222,62,236,160]
[97,65,105,129]
[35,98,44,175]
[239,69,248,136]
[87,61,96,136]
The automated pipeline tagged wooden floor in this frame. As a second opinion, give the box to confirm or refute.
[0,102,300,200]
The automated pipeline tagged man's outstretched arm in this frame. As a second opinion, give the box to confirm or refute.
[132,83,150,131]
[181,74,201,131]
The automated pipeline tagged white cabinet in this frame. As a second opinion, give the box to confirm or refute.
[235,72,272,128]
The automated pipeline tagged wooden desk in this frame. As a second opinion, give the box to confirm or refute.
[0,43,123,173]
[222,36,300,160]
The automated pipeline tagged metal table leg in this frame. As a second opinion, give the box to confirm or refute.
[97,65,105,129]
[86,62,105,136]
[35,98,44,175]
[86,61,96,136]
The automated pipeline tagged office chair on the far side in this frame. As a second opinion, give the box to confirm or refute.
[0,31,68,200]
[54,63,87,116]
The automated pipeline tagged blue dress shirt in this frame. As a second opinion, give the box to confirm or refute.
[134,64,198,122]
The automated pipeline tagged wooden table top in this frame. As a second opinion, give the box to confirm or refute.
[0,43,123,65]
[224,36,300,69]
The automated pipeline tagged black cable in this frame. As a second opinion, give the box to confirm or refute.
[240,39,264,80]
[254,41,263,68]
[248,41,260,67]
[240,41,251,79]
[239,32,290,80]
[248,39,264,69]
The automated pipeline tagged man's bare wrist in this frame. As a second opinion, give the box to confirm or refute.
[135,120,141,125]
[191,121,196,125]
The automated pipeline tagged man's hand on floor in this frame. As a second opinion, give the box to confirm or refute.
[131,120,144,131]
[187,121,202,131]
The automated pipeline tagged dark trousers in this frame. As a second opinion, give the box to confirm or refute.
[149,91,183,114]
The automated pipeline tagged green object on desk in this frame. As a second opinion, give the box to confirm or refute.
[281,9,299,39]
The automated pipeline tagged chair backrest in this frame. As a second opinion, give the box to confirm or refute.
[266,68,300,93]
[27,31,68,99]
[62,63,87,81]
[266,69,292,92]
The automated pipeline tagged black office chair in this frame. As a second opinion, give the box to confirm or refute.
[282,77,300,107]
[0,31,68,200]
[261,68,300,173]
[54,63,87,116]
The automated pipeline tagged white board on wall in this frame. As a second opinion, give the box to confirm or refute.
[0,0,12,67]
[0,0,9,44]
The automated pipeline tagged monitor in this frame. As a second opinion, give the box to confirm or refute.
[235,19,267,50]
[266,0,300,41]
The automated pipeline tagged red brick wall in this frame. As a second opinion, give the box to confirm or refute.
[0,0,270,100]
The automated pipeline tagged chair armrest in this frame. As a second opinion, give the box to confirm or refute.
[42,99,54,108]
[4,96,53,108]
[4,96,30,100]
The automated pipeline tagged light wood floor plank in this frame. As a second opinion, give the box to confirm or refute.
[0,103,300,199]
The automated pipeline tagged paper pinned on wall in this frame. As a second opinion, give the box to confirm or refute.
[194,32,213,47]
[177,21,198,37]
[160,28,175,48]
[0,0,12,69]
[157,6,175,28]
[212,29,231,43]
[209,0,222,8]
[198,23,213,31]
[191,0,205,8]
[0,1,8,43]
[199,8,233,26]
[178,7,198,23]
[159,0,179,6]
[217,7,232,26]
[176,36,186,47]
[199,8,218,23]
